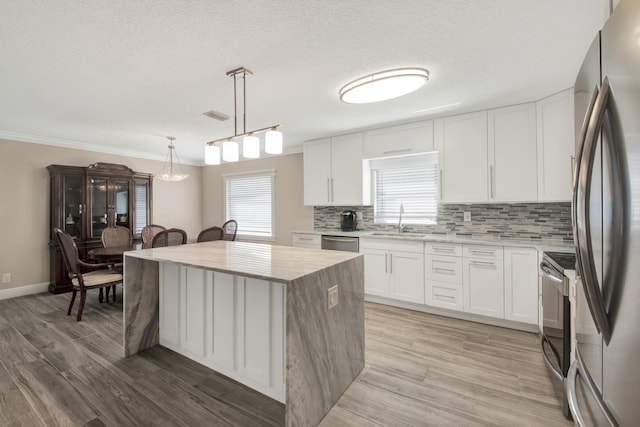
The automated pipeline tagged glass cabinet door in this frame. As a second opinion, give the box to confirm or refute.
[91,178,108,238]
[63,175,84,239]
[114,179,130,229]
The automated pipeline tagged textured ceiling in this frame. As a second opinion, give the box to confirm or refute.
[0,0,605,164]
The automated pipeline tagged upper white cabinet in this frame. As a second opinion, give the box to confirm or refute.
[303,133,370,206]
[435,111,488,203]
[488,103,538,202]
[536,89,575,202]
[363,120,434,159]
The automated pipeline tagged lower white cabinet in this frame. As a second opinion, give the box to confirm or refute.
[504,247,540,324]
[159,263,286,402]
[425,243,463,310]
[360,238,424,304]
[462,245,504,318]
[291,232,321,249]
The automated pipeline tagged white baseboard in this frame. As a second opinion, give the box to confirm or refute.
[0,282,50,300]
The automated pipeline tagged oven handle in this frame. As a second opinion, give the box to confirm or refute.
[540,262,564,285]
[539,334,562,380]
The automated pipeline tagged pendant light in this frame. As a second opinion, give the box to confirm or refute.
[157,136,189,182]
[204,67,282,164]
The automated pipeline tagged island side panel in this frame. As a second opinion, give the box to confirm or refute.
[285,256,365,427]
[123,256,160,356]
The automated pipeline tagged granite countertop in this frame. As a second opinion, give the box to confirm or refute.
[125,240,361,283]
[292,229,574,252]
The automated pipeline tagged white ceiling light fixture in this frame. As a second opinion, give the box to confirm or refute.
[157,136,189,182]
[204,143,221,165]
[339,68,429,104]
[204,67,283,164]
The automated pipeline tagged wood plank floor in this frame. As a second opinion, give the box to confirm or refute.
[0,292,572,427]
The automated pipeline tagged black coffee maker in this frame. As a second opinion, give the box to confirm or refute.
[341,210,357,231]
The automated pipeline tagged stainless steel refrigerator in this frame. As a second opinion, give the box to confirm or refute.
[569,0,640,425]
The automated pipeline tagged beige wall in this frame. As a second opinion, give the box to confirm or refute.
[0,139,202,290]
[201,153,313,246]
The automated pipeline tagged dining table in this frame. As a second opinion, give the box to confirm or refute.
[87,244,137,303]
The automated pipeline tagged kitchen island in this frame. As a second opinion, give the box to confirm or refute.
[123,241,364,427]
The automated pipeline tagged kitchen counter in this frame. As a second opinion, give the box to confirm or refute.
[293,229,574,252]
[123,241,365,427]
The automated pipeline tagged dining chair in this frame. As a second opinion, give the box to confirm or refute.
[101,225,132,247]
[54,228,123,321]
[221,220,238,241]
[197,226,224,243]
[141,224,166,249]
[152,228,188,247]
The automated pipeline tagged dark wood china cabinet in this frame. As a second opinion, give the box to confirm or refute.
[47,163,153,294]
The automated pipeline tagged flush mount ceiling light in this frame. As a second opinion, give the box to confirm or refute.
[157,136,189,182]
[204,67,283,165]
[339,68,429,104]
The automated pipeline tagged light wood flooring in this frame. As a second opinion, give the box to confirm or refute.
[0,292,572,427]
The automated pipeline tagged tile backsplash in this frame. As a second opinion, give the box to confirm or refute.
[314,203,573,241]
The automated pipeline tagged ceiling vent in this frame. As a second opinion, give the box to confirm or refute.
[202,109,230,121]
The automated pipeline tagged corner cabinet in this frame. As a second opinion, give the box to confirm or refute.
[47,163,153,294]
[303,133,371,206]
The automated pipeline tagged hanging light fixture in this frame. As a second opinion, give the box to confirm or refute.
[157,136,189,182]
[204,67,283,164]
[339,68,429,104]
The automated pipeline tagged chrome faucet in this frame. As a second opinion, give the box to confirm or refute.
[398,204,405,233]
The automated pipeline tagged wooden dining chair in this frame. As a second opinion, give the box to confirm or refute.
[221,220,238,241]
[141,224,166,249]
[151,228,188,247]
[101,225,133,248]
[197,226,224,243]
[54,228,123,321]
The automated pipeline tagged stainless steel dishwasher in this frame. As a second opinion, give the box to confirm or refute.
[321,235,359,252]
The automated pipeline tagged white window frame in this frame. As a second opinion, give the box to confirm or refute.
[371,153,438,225]
[223,170,276,241]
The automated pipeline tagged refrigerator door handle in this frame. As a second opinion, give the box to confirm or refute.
[567,351,618,427]
[574,79,612,343]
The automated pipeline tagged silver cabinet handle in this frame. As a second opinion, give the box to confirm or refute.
[385,253,388,273]
[298,237,314,241]
[322,236,355,243]
[435,294,455,301]
[389,253,393,274]
[382,148,412,155]
[326,179,331,203]
[469,249,495,256]
[469,261,496,268]
[439,169,443,199]
[331,178,334,202]
[433,246,454,253]
[433,267,456,274]
[490,165,495,199]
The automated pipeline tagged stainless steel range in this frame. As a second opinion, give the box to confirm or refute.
[540,251,575,418]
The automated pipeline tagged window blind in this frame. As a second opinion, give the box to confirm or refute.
[372,154,438,225]
[134,183,148,234]
[225,172,274,238]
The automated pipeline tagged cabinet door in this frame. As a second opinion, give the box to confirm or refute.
[536,89,575,201]
[303,138,332,206]
[361,248,389,297]
[488,103,538,202]
[330,133,367,205]
[504,247,539,324]
[363,120,434,159]
[180,267,206,357]
[389,251,424,304]
[435,111,488,203]
[291,233,321,249]
[463,258,504,318]
[89,177,109,239]
[62,174,86,239]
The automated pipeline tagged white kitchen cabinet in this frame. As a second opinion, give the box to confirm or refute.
[360,238,424,304]
[435,111,488,203]
[291,232,321,249]
[303,133,370,206]
[504,247,539,325]
[425,243,463,311]
[463,245,504,318]
[363,120,434,159]
[488,103,538,202]
[536,88,575,201]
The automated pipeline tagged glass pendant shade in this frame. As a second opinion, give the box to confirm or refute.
[157,137,189,182]
[204,145,221,165]
[265,130,283,154]
[222,140,239,162]
[242,135,260,158]
[339,68,429,104]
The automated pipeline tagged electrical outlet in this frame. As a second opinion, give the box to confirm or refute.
[463,211,471,222]
[2,273,11,284]
[327,285,339,309]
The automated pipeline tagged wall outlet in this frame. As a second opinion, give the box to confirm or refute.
[327,285,339,309]
[2,273,11,284]
[463,211,471,222]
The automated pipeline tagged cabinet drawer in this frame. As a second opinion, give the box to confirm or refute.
[425,242,462,257]
[425,255,462,284]
[292,234,321,248]
[360,238,424,254]
[463,245,503,260]
[428,283,463,311]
